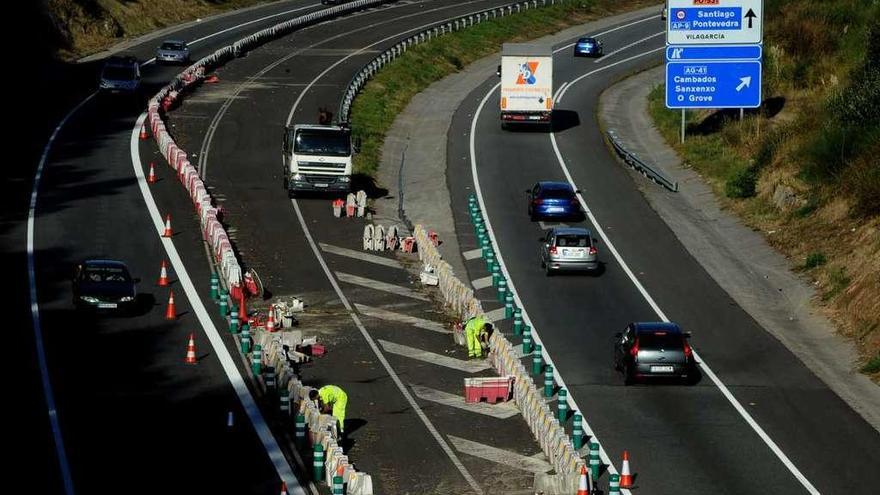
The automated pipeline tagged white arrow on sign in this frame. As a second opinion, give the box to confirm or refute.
[736,76,752,92]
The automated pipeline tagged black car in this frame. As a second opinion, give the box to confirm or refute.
[614,322,695,385]
[72,260,138,312]
[573,37,603,57]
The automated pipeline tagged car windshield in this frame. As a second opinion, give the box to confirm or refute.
[161,42,185,50]
[541,187,573,199]
[638,331,682,349]
[579,38,595,44]
[556,235,589,247]
[294,129,351,156]
[102,66,136,81]
[84,266,131,283]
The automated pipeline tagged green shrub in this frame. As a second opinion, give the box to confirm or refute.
[823,266,851,301]
[804,252,827,269]
[725,165,758,198]
[861,353,880,374]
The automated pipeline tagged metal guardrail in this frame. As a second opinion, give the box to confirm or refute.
[337,0,564,122]
[607,129,679,192]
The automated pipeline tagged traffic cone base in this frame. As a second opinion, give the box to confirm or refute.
[185,333,197,364]
[147,162,157,184]
[165,290,177,320]
[139,123,148,140]
[620,450,633,488]
[162,214,173,238]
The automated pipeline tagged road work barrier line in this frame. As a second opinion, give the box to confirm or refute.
[290,200,485,494]
[547,45,820,494]
[131,113,307,494]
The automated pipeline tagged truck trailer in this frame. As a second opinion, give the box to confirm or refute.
[499,43,554,129]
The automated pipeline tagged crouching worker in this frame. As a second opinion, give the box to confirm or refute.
[465,316,494,358]
[310,385,348,436]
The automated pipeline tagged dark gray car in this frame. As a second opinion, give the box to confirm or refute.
[156,40,190,64]
[538,227,598,275]
[614,322,695,385]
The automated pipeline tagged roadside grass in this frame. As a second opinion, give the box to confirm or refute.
[350,0,659,177]
[646,0,880,377]
[862,353,880,376]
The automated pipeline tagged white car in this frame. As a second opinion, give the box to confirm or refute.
[156,40,190,64]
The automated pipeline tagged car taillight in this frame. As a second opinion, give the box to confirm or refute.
[570,198,579,206]
[533,198,544,205]
[630,339,639,358]
[549,246,557,255]
[589,246,598,255]
[683,341,693,360]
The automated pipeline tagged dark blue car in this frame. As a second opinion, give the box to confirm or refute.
[573,37,603,57]
[527,181,581,221]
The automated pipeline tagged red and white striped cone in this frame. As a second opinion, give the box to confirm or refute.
[266,309,276,332]
[238,294,247,323]
[576,465,589,495]
[165,290,177,320]
[184,333,197,364]
[139,123,148,140]
[147,162,157,184]
[162,214,173,237]
[620,450,633,488]
[157,260,169,286]
[279,481,288,495]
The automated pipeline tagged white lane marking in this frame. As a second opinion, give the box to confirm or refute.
[556,46,664,103]
[29,92,97,495]
[319,242,403,268]
[593,31,664,63]
[335,271,429,301]
[188,3,322,46]
[354,303,450,334]
[130,114,306,494]
[290,200,483,494]
[552,14,660,53]
[483,307,507,323]
[410,384,520,419]
[286,0,508,125]
[471,81,627,491]
[463,248,483,260]
[471,276,493,290]
[537,221,568,230]
[448,436,552,474]
[554,81,569,101]
[378,340,491,373]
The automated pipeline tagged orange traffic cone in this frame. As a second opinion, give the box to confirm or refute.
[165,290,177,320]
[620,450,633,488]
[162,214,173,237]
[279,481,288,495]
[576,465,589,495]
[157,260,169,286]
[266,309,276,332]
[184,333,197,364]
[147,162,157,184]
[239,295,247,323]
[139,123,149,140]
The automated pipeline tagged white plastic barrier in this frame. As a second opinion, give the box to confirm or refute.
[363,224,374,251]
[355,190,367,217]
[372,224,385,252]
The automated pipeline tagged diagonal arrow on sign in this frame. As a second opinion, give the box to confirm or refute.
[736,76,752,92]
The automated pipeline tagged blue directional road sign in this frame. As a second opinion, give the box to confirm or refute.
[667,0,763,45]
[666,44,762,62]
[666,61,762,109]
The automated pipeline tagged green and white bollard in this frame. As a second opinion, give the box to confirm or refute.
[513,309,523,335]
[504,294,514,318]
[240,326,252,353]
[209,273,219,300]
[491,265,501,287]
[572,413,584,450]
[474,219,484,236]
[312,444,325,481]
[481,238,492,258]
[229,308,239,334]
[332,475,344,494]
[557,388,568,422]
[543,364,554,398]
[295,414,306,446]
[485,251,495,271]
[589,442,601,482]
[279,388,290,416]
[522,327,533,354]
[251,344,262,375]
[532,344,543,375]
[264,366,276,391]
[496,279,507,303]
[608,473,621,495]
[219,290,228,317]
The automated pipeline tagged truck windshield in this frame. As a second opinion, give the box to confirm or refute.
[294,129,351,156]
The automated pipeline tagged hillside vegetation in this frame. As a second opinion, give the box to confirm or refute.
[648,0,879,378]
[45,0,268,59]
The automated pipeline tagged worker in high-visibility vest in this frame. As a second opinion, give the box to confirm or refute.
[310,385,348,435]
[465,316,493,358]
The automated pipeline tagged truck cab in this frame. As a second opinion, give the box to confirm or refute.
[282,124,353,196]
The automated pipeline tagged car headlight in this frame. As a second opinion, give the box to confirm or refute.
[338,175,351,183]
[119,296,135,302]
[292,173,304,181]
[100,80,111,89]
[80,296,99,303]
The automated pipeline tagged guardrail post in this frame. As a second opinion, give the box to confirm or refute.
[543,364,554,397]
[532,344,543,375]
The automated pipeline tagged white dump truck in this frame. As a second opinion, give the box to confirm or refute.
[282,124,354,197]
[499,43,554,129]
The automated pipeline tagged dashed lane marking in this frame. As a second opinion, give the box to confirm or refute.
[320,242,403,269]
[335,272,429,301]
[448,436,552,474]
[355,303,450,334]
[378,340,491,373]
[410,384,520,420]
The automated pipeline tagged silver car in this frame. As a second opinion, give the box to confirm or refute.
[538,227,598,275]
[156,40,190,64]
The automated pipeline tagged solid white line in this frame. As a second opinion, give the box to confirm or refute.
[593,31,664,63]
[319,242,403,268]
[335,271,429,301]
[483,307,507,323]
[553,81,569,101]
[556,46,664,103]
[188,3,321,47]
[29,92,97,495]
[463,248,483,260]
[448,435,552,474]
[471,276,493,290]
[378,340,491,373]
[130,114,306,494]
[410,384,520,419]
[354,303,449,333]
[290,200,483,494]
[552,14,660,53]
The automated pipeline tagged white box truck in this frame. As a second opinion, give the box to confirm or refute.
[499,43,553,129]
[282,124,354,197]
